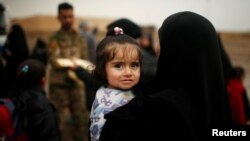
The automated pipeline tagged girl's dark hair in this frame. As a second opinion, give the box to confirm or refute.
[93,27,142,85]
[12,59,46,91]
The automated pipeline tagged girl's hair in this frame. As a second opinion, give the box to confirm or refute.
[12,59,46,92]
[93,27,142,85]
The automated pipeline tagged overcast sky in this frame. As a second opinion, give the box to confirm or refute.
[1,0,250,32]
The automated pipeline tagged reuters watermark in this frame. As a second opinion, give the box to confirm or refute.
[212,129,246,136]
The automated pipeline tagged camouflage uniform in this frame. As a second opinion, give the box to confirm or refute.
[47,29,89,141]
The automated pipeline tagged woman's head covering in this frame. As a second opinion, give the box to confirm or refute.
[155,11,231,128]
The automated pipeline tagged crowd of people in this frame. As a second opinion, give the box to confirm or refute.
[0,1,250,141]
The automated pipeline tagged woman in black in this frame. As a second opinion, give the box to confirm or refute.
[2,24,29,95]
[100,11,232,141]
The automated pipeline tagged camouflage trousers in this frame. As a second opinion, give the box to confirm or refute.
[49,85,89,141]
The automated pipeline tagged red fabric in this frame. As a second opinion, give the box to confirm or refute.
[227,79,247,125]
[15,133,29,141]
[0,104,14,137]
[0,99,28,141]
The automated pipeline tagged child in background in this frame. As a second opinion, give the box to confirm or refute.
[10,59,61,141]
[227,66,250,125]
[89,27,142,141]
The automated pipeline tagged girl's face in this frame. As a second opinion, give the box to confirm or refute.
[105,47,140,90]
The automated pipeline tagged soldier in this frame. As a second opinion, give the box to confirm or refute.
[47,2,89,141]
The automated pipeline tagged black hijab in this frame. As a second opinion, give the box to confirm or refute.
[3,24,30,95]
[154,11,232,137]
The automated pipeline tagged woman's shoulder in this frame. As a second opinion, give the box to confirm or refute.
[143,88,193,119]
[146,89,180,105]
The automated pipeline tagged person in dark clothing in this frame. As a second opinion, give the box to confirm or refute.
[100,11,232,141]
[9,59,61,141]
[140,31,156,56]
[30,38,48,65]
[138,31,158,87]
[0,55,6,97]
[2,24,30,95]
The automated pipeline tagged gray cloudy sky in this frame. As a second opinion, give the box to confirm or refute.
[2,0,250,32]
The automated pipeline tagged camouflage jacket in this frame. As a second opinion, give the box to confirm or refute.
[47,28,88,86]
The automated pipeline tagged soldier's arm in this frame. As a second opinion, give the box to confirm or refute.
[47,37,60,66]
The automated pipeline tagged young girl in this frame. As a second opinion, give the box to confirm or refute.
[89,27,142,141]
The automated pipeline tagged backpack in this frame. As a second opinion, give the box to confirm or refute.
[0,98,28,141]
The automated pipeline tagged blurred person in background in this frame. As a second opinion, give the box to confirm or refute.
[79,21,98,64]
[2,24,29,96]
[47,2,89,141]
[227,66,250,125]
[31,37,48,66]
[0,3,7,97]
[139,31,158,87]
